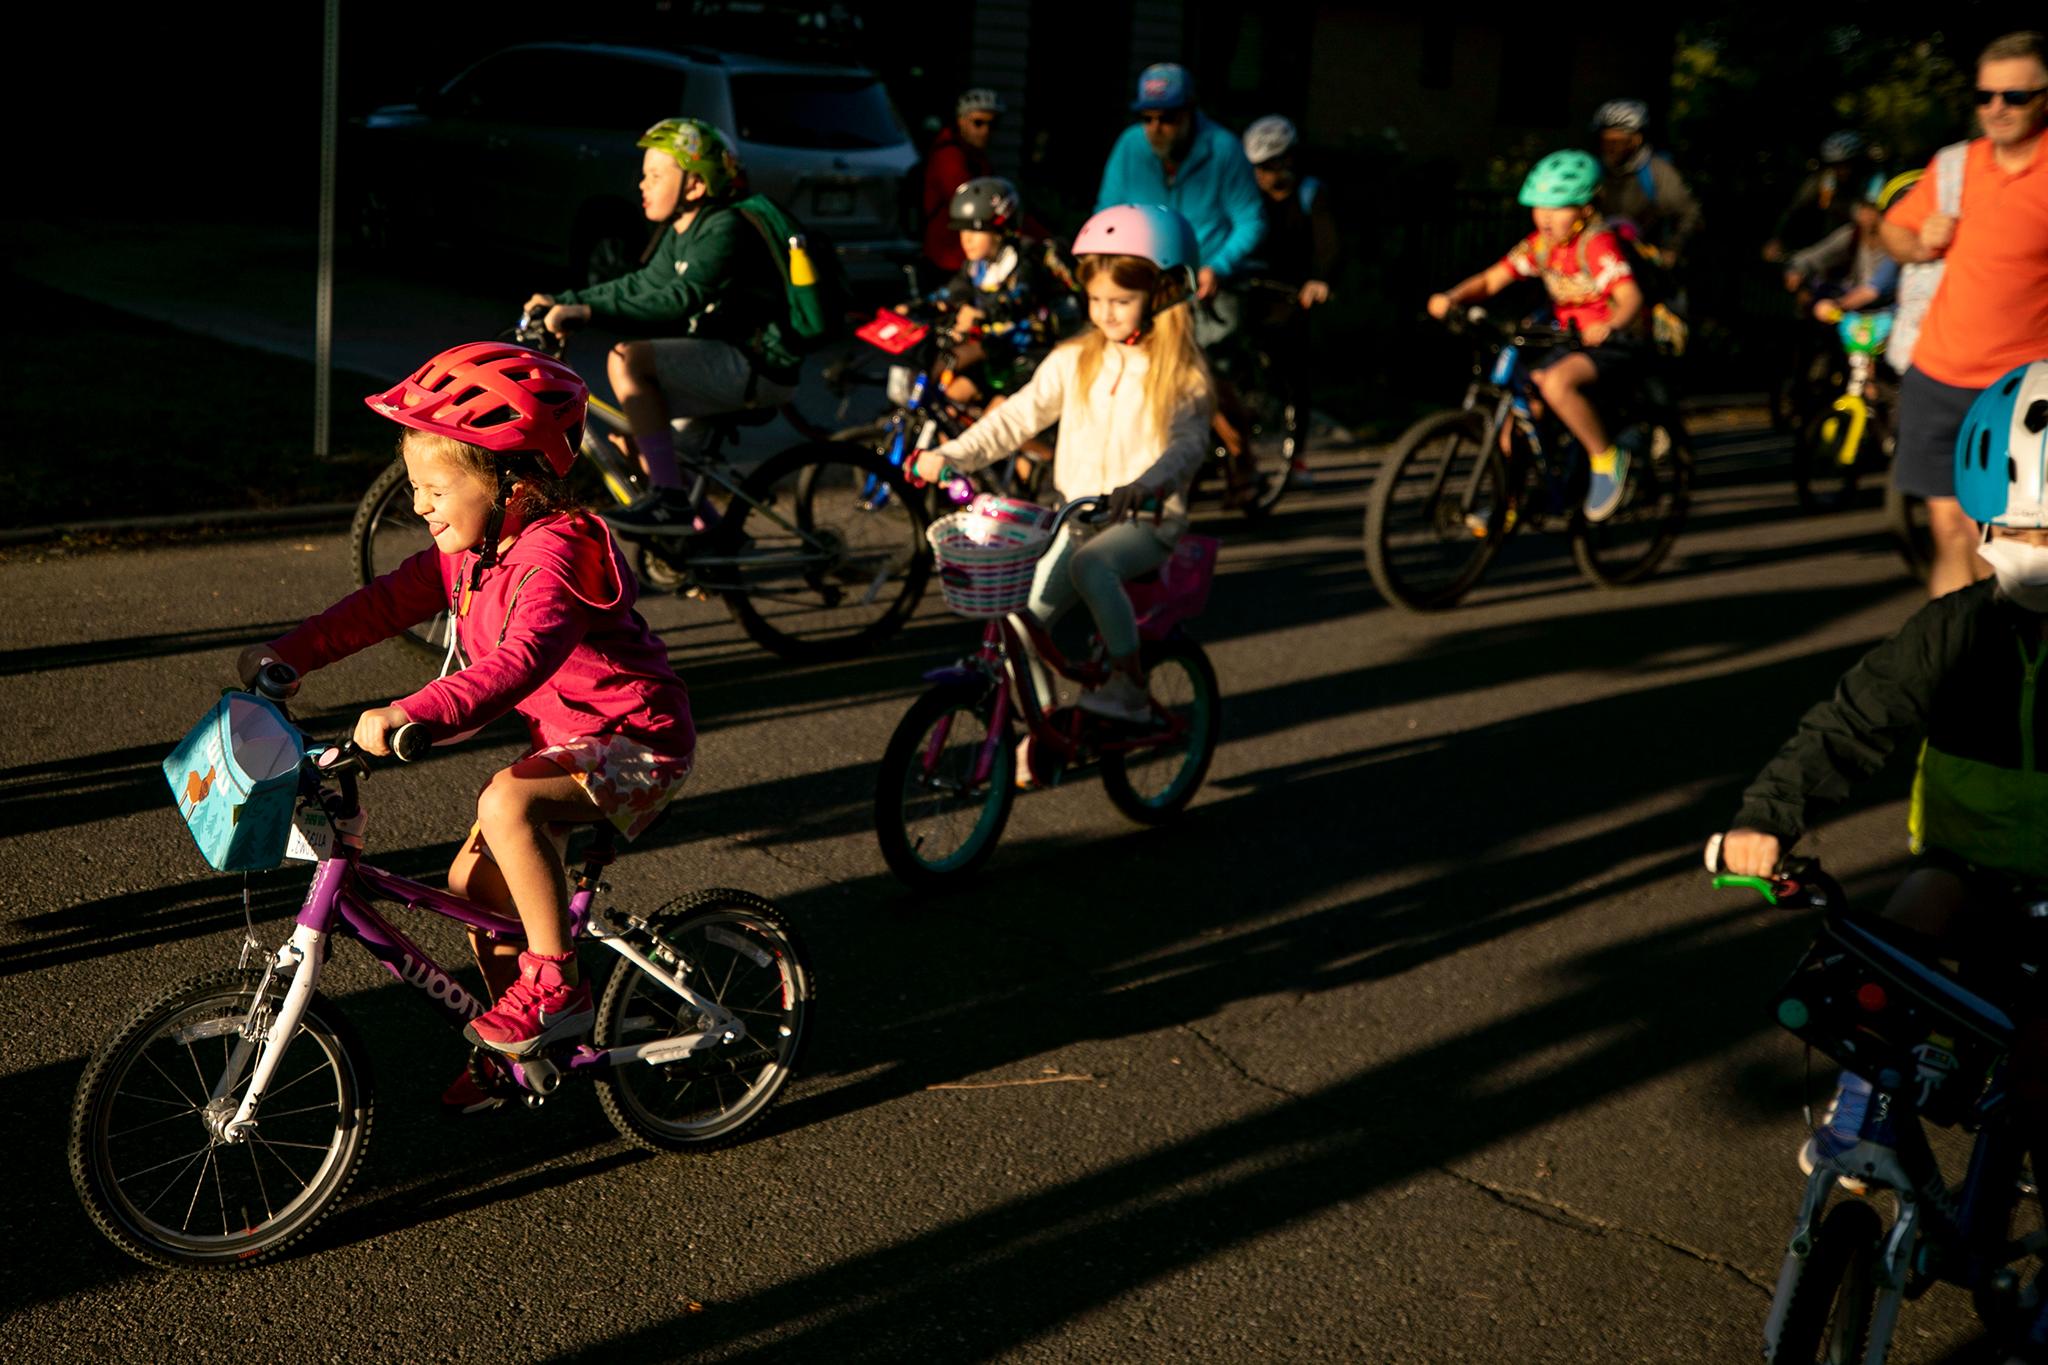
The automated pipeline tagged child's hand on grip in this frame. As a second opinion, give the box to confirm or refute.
[353,706,414,757]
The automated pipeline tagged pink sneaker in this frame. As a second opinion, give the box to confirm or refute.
[463,952,593,1057]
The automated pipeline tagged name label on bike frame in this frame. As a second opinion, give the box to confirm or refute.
[284,807,335,863]
[1490,349,1517,386]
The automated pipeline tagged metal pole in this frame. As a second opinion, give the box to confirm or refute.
[314,0,340,459]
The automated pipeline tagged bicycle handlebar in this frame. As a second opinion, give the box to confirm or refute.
[1437,306,1580,349]
[1703,833,1846,913]
[1048,495,1112,537]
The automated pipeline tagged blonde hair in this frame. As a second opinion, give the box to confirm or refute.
[399,428,578,520]
[1068,254,1214,448]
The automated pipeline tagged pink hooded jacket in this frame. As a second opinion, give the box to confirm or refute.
[269,511,693,759]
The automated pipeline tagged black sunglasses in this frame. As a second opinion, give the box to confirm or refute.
[1140,112,1185,127]
[1976,86,2048,106]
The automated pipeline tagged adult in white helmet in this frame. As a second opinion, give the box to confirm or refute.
[1591,97,1701,266]
[1241,113,1339,488]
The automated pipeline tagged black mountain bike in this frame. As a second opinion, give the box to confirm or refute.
[349,310,932,664]
[1365,310,1693,611]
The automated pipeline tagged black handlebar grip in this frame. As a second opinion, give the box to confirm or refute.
[390,723,430,764]
[256,661,301,700]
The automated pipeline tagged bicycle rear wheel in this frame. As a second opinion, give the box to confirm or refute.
[1572,413,1694,587]
[1101,638,1222,824]
[1364,408,1505,612]
[593,891,811,1152]
[875,681,1017,888]
[349,457,449,659]
[70,969,371,1269]
[718,442,932,662]
[1769,1200,1882,1363]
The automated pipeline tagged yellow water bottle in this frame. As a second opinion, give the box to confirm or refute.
[787,234,816,287]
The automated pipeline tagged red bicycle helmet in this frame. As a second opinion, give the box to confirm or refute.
[366,342,587,478]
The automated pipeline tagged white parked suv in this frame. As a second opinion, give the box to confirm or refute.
[348,41,919,286]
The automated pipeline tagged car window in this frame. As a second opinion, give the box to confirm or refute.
[728,74,905,150]
[440,50,556,123]
[564,56,692,133]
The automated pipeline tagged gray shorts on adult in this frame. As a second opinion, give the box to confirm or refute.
[1893,365,1983,500]
[649,338,798,446]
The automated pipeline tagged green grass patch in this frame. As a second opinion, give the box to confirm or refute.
[4,276,396,527]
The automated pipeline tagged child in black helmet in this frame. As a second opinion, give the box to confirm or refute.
[930,176,1062,406]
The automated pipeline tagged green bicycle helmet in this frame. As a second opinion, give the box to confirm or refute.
[1519,150,1602,208]
[636,118,741,196]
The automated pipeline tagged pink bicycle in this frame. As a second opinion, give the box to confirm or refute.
[874,495,1223,888]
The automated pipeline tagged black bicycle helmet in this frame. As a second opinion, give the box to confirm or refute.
[948,176,1022,232]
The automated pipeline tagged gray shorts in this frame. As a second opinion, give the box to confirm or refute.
[1893,365,1983,500]
[649,338,798,445]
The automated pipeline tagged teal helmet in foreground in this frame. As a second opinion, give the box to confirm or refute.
[1519,150,1603,208]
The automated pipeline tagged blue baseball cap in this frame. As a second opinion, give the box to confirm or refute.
[1130,63,1192,113]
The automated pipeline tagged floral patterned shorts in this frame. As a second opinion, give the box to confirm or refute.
[534,733,695,840]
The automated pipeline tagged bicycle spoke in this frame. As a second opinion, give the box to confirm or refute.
[250,1131,318,1188]
[107,1107,206,1141]
[258,1056,336,1106]
[142,1048,203,1110]
[180,1147,214,1233]
[243,1142,276,1224]
[122,1142,214,1195]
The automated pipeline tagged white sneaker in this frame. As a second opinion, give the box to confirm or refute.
[1077,672,1153,724]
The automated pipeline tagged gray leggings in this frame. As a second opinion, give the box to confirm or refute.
[1026,520,1173,659]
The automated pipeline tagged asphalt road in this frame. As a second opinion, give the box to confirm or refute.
[0,414,2014,1363]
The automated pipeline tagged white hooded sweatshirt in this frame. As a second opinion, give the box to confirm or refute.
[928,339,1214,536]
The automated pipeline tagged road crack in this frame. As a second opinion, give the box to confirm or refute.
[1439,1165,1774,1295]
[1177,1023,1773,1298]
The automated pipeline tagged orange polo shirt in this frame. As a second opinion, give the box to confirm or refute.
[1886,136,2048,388]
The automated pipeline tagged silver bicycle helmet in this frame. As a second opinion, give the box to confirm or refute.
[1819,129,1867,165]
[1243,115,1297,166]
[1591,99,1649,133]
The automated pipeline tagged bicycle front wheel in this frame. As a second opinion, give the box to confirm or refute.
[875,681,1017,888]
[69,969,372,1269]
[1571,413,1694,588]
[1101,637,1222,824]
[718,442,932,662]
[1364,409,1505,612]
[1884,479,1933,582]
[1793,407,1865,515]
[349,457,449,659]
[1233,348,1301,520]
[1769,1200,1882,1363]
[593,891,812,1151]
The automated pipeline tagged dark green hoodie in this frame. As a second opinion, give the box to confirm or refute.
[558,201,799,386]
[1734,580,2048,880]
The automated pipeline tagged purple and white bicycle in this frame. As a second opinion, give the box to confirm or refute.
[69,668,813,1269]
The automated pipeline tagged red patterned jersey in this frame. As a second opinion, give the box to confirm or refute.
[1499,221,1637,332]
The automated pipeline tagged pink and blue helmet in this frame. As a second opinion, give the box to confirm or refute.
[1072,203,1201,304]
[1955,359,2048,529]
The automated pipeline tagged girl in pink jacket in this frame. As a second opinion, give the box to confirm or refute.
[241,343,693,1106]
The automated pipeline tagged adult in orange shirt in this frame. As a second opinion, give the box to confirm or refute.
[1881,30,2048,599]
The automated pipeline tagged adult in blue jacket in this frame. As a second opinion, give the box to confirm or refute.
[1095,63,1265,309]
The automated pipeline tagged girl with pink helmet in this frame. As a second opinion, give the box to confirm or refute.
[913,204,1216,725]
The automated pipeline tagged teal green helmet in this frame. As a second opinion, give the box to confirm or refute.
[1519,150,1602,208]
